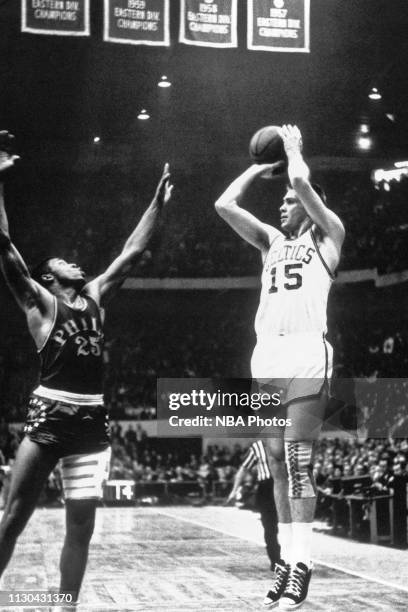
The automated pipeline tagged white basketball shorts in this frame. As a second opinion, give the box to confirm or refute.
[251,333,333,405]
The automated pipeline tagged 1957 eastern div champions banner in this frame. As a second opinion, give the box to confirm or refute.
[179,0,238,48]
[21,0,90,36]
[248,0,310,53]
[104,0,170,46]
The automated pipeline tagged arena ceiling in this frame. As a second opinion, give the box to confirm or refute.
[0,0,407,168]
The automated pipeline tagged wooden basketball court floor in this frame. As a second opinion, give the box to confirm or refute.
[0,505,407,611]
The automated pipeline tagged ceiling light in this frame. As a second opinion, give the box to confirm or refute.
[158,75,171,88]
[137,109,150,120]
[369,87,382,100]
[357,135,372,151]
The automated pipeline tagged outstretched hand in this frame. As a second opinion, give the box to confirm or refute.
[280,124,303,155]
[154,162,174,206]
[0,131,20,175]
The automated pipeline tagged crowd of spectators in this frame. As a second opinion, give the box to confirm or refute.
[91,172,408,277]
[107,429,408,497]
[5,165,408,280]
[335,174,408,273]
[314,437,408,536]
[149,171,408,277]
[91,171,408,277]
[1,416,407,519]
[1,286,408,425]
[1,164,408,421]
[109,424,240,495]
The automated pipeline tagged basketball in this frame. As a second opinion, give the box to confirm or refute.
[249,125,286,164]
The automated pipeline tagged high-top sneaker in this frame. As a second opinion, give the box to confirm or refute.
[279,562,312,610]
[263,560,290,608]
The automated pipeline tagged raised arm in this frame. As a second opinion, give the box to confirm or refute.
[215,163,284,256]
[281,124,345,255]
[0,139,53,321]
[85,163,173,304]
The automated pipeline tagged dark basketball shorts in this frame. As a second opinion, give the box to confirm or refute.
[24,395,111,458]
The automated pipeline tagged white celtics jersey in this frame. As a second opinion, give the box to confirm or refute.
[255,228,334,337]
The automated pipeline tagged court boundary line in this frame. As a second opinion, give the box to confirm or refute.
[155,508,408,595]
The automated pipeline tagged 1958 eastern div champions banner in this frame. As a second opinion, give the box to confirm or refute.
[104,0,170,46]
[248,0,310,53]
[21,0,90,36]
[179,0,238,48]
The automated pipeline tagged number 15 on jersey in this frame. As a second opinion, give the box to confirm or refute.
[269,263,303,293]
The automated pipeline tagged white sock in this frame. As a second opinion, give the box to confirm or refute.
[291,521,313,568]
[277,522,292,564]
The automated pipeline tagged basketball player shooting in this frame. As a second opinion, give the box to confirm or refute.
[215,124,344,609]
[0,131,173,605]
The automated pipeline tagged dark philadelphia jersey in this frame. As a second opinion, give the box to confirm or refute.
[39,294,104,395]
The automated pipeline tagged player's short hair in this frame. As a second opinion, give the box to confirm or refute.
[286,182,327,205]
[30,257,57,286]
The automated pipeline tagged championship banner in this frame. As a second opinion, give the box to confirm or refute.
[104,0,170,46]
[179,0,238,48]
[247,0,310,53]
[21,0,90,36]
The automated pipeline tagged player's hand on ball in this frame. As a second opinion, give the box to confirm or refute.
[155,162,174,206]
[255,160,285,180]
[280,124,303,155]
[0,131,20,175]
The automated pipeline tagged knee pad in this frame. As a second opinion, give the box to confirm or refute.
[285,441,315,498]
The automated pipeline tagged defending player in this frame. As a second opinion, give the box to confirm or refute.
[215,125,344,609]
[0,131,173,605]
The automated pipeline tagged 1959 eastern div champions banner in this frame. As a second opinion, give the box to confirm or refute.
[21,0,90,36]
[179,0,238,48]
[248,0,310,53]
[104,0,170,46]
